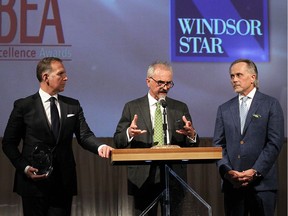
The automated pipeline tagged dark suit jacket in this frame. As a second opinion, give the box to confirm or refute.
[2,92,102,197]
[113,95,199,191]
[213,90,284,192]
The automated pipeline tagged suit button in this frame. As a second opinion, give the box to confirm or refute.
[240,140,245,144]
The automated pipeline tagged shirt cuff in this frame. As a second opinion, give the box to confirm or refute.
[24,166,30,174]
[187,132,197,143]
[98,144,107,152]
[126,128,134,142]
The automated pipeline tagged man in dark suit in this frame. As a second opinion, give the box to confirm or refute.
[2,57,113,216]
[114,61,199,215]
[213,59,284,216]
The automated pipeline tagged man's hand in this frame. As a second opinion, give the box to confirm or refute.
[224,169,258,188]
[98,145,114,158]
[176,115,196,138]
[128,114,147,138]
[25,166,48,181]
[238,169,257,187]
[224,170,244,188]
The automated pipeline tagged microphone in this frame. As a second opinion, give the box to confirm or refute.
[159,97,167,108]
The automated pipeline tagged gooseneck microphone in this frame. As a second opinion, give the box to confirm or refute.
[159,97,167,108]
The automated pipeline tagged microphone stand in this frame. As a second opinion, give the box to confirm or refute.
[151,98,179,149]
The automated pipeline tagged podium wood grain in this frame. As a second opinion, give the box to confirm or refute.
[111,147,222,165]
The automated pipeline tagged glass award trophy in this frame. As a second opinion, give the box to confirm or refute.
[31,144,53,176]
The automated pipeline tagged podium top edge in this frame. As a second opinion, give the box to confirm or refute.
[112,146,222,154]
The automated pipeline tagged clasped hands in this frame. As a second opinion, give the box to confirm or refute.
[128,114,195,139]
[224,169,257,188]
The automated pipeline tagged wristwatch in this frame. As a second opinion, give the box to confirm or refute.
[253,170,262,180]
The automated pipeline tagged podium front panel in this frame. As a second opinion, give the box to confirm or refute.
[111,147,222,165]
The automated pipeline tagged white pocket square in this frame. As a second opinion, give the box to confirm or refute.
[67,114,75,117]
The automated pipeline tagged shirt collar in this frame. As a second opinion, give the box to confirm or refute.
[39,88,58,102]
[147,92,158,106]
[239,87,257,101]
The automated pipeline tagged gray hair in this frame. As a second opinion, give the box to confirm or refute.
[147,61,173,78]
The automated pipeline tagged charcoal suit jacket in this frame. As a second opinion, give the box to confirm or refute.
[2,92,102,197]
[113,95,199,191]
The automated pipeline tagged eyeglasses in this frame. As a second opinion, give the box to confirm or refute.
[150,77,174,88]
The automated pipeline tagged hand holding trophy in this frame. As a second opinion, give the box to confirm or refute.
[31,144,54,177]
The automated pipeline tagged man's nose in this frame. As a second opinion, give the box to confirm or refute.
[163,84,170,90]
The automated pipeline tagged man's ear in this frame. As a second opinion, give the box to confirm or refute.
[42,73,49,82]
[42,73,48,81]
[250,74,256,84]
[146,78,151,87]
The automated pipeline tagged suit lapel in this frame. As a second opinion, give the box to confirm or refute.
[166,98,176,143]
[33,93,56,144]
[57,96,68,143]
[229,96,241,134]
[137,96,153,135]
[242,91,262,135]
[33,93,50,130]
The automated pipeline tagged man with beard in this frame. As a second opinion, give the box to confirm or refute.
[114,61,199,215]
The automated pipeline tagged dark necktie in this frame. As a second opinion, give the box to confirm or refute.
[50,97,60,140]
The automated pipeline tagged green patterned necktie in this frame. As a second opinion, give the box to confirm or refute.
[153,102,164,145]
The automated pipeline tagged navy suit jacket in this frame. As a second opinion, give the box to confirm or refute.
[213,90,284,191]
[114,95,199,190]
[2,93,102,196]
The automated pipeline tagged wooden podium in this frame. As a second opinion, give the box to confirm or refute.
[111,147,222,216]
[111,147,222,165]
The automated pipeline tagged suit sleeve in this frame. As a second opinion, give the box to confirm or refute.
[2,99,29,172]
[213,106,232,178]
[183,103,200,146]
[252,99,284,177]
[113,103,131,148]
[74,103,102,154]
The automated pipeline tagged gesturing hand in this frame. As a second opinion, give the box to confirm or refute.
[128,114,147,138]
[176,115,196,138]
